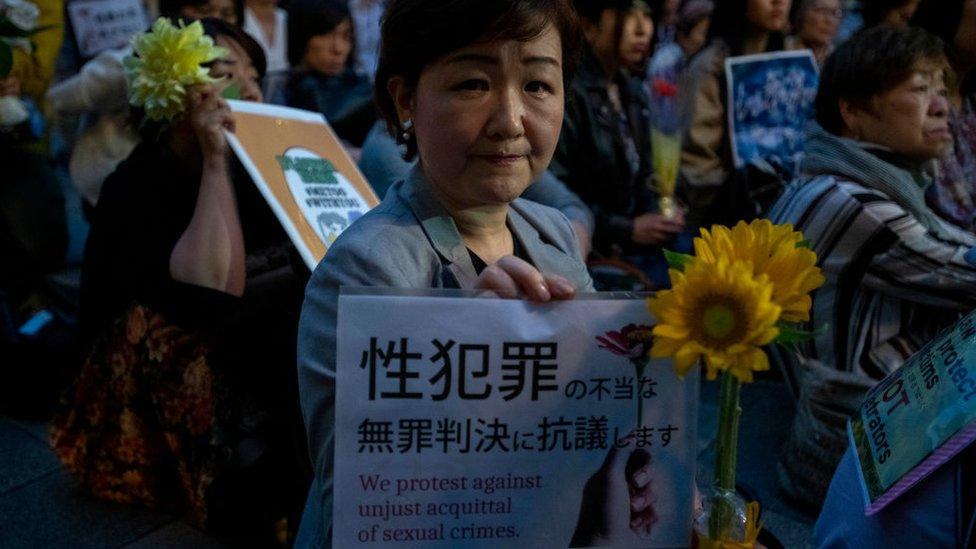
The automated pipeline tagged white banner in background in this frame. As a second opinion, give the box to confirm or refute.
[334,292,698,548]
[68,0,146,57]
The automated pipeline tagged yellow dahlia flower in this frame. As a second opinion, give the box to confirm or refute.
[694,219,825,323]
[124,18,228,122]
[647,259,781,383]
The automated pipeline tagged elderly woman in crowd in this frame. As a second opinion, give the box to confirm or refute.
[678,0,791,229]
[769,25,976,379]
[786,0,842,65]
[769,22,976,514]
[912,0,976,233]
[52,19,310,544]
[293,0,614,543]
[804,29,976,539]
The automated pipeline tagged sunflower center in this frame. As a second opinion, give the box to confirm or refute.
[695,296,749,348]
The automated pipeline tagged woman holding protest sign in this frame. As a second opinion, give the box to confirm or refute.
[678,0,791,229]
[295,0,665,545]
[767,25,976,510]
[52,18,311,544]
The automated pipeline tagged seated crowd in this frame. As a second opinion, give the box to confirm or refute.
[1,0,974,546]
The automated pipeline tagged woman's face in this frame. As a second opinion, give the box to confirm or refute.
[746,0,791,32]
[881,0,920,26]
[180,0,237,26]
[799,0,842,47]
[391,25,564,208]
[846,64,952,159]
[954,0,976,69]
[619,6,654,68]
[584,7,653,71]
[304,18,354,76]
[211,35,263,102]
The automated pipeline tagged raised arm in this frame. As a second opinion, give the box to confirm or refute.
[168,86,246,296]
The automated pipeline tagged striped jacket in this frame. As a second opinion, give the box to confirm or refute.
[768,175,976,378]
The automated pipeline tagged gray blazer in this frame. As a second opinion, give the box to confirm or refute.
[294,165,594,546]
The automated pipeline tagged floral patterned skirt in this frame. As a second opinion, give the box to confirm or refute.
[50,304,251,527]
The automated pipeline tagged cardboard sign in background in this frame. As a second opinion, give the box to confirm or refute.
[334,293,699,548]
[225,101,380,269]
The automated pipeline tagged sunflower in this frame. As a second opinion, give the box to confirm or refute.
[647,258,781,383]
[693,219,824,323]
[124,18,228,122]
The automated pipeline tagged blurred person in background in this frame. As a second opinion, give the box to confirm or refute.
[912,0,976,233]
[0,0,67,342]
[46,0,244,213]
[349,0,384,79]
[647,0,713,88]
[243,0,288,99]
[51,19,310,545]
[552,0,686,288]
[678,0,791,229]
[786,0,843,65]
[285,0,375,146]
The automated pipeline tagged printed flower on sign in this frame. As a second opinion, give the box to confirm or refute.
[124,18,227,122]
[693,219,824,323]
[647,259,780,383]
[596,323,655,359]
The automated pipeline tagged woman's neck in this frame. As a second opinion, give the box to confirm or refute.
[741,30,770,56]
[425,170,513,262]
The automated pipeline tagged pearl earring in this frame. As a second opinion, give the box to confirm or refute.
[401,119,414,142]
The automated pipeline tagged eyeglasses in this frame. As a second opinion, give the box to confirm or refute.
[811,6,844,19]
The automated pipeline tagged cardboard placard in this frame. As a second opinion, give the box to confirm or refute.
[225,100,380,269]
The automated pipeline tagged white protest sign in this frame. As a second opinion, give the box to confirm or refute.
[335,293,698,548]
[68,0,146,57]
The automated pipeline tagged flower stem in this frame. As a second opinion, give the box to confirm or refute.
[709,370,742,540]
[633,358,648,431]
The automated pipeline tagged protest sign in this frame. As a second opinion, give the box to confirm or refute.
[334,291,698,548]
[725,50,818,174]
[67,0,146,57]
[850,309,976,515]
[225,100,380,269]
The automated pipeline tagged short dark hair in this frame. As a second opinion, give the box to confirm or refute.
[675,0,712,37]
[815,25,947,135]
[286,0,354,68]
[374,0,582,158]
[861,0,915,28]
[707,0,785,56]
[201,17,266,79]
